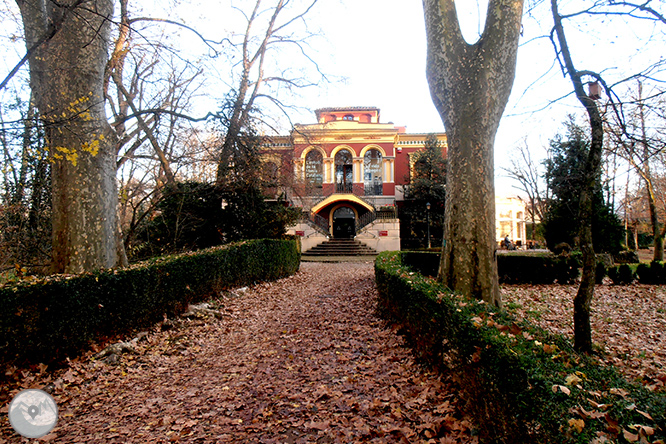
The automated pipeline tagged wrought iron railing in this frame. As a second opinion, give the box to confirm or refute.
[335,182,353,193]
[312,213,329,233]
[355,211,376,232]
[364,183,383,196]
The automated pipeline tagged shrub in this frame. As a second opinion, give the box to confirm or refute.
[400,251,440,277]
[614,250,639,264]
[375,252,665,444]
[637,261,666,284]
[400,251,581,284]
[607,264,636,285]
[498,253,581,284]
[0,239,300,365]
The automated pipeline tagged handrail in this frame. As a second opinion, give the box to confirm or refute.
[312,213,329,233]
[356,211,376,232]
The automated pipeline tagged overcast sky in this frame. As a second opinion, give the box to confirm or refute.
[293,0,666,195]
[3,0,664,196]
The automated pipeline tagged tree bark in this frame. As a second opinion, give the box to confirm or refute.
[636,83,665,261]
[17,0,120,273]
[551,0,605,353]
[423,0,524,305]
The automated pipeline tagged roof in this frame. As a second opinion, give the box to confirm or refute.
[314,106,379,113]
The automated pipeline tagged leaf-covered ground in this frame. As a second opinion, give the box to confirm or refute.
[0,262,476,443]
[502,283,666,392]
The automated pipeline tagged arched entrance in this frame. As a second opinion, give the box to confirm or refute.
[332,206,356,239]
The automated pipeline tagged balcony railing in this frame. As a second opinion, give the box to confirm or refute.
[364,183,383,196]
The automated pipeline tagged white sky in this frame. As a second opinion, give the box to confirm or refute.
[2,0,665,196]
[289,0,666,196]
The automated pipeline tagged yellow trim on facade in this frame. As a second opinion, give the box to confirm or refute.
[359,144,387,157]
[311,194,374,214]
[301,145,326,159]
[330,145,354,158]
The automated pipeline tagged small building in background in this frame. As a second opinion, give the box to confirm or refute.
[495,196,527,248]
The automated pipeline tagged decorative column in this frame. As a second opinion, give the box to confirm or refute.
[294,159,304,180]
[354,158,363,183]
[324,158,333,183]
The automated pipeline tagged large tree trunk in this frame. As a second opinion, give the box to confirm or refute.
[423,0,524,305]
[17,0,120,273]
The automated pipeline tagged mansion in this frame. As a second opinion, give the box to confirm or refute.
[260,106,526,253]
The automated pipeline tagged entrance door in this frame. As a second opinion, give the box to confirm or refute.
[333,206,356,239]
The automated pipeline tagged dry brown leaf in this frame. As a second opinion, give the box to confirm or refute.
[569,418,585,433]
[624,428,640,442]
[0,263,478,443]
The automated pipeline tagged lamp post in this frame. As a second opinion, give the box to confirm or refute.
[426,202,431,249]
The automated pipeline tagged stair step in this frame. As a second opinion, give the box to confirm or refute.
[303,239,378,256]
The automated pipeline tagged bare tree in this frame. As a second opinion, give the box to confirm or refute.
[215,0,323,185]
[503,141,551,242]
[606,81,666,260]
[423,0,524,305]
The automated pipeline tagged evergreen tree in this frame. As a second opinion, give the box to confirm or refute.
[408,134,447,202]
[130,128,299,260]
[543,119,624,254]
[401,134,447,249]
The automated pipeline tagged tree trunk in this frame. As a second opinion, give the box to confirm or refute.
[636,83,665,261]
[551,0,604,353]
[17,0,120,273]
[423,0,524,305]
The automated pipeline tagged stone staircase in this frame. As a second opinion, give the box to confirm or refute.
[303,239,378,257]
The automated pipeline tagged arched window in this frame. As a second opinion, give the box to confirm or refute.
[335,149,353,193]
[364,149,383,196]
[333,206,355,219]
[343,114,354,121]
[305,150,323,193]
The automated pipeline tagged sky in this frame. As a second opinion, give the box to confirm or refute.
[287,0,666,196]
[2,0,664,196]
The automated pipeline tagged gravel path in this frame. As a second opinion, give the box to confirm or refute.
[1,262,475,443]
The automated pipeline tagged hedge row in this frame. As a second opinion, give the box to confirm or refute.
[0,239,300,364]
[375,252,665,444]
[401,251,581,284]
[605,261,666,285]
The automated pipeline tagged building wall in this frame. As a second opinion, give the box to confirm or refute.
[495,196,527,247]
[262,108,526,252]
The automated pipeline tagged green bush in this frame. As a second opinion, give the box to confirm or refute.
[614,250,639,264]
[400,251,581,284]
[400,251,440,277]
[375,252,665,444]
[608,264,636,285]
[637,261,666,284]
[0,239,300,364]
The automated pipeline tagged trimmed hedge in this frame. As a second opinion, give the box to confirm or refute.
[375,252,665,444]
[608,264,637,285]
[637,261,666,284]
[400,251,581,284]
[0,239,300,364]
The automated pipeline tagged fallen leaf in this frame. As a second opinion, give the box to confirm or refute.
[569,418,585,433]
[623,429,639,442]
